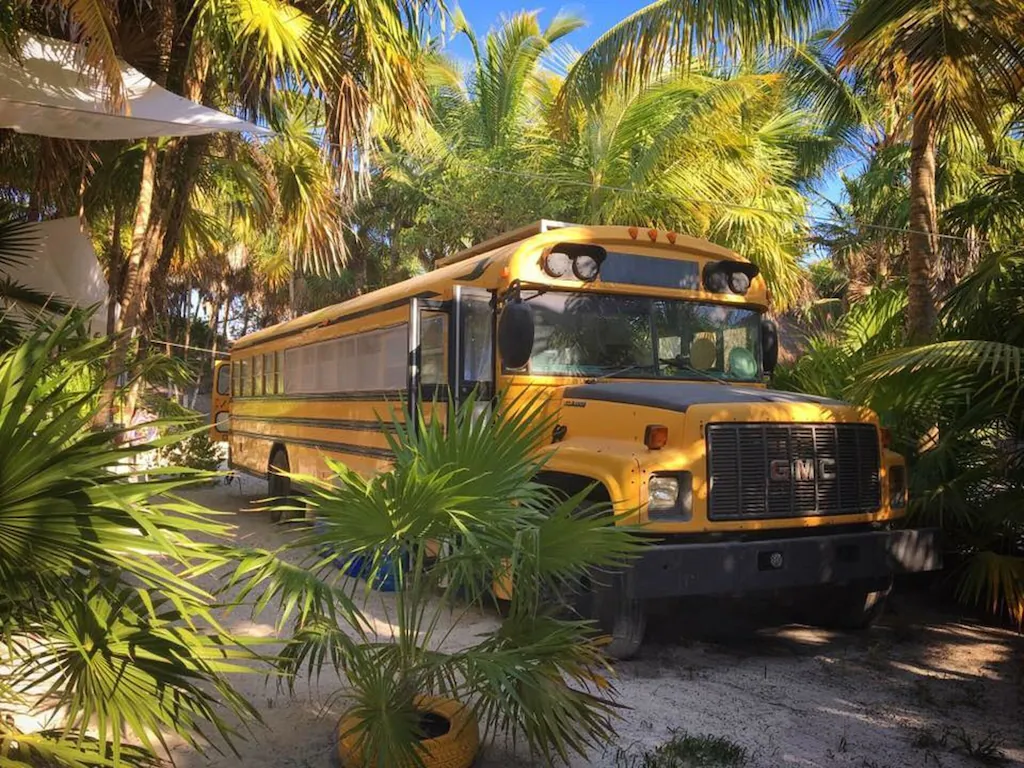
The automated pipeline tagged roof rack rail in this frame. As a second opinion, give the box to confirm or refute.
[433,219,576,268]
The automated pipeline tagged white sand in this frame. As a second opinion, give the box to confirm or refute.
[170,479,1024,768]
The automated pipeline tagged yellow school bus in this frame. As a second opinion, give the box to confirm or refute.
[215,220,939,658]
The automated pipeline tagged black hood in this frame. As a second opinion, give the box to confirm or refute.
[561,381,845,413]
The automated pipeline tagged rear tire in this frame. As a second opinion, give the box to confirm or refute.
[267,447,291,524]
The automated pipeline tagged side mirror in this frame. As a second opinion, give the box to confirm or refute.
[497,300,534,370]
[761,318,779,376]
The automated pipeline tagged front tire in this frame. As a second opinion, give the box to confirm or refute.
[598,595,647,660]
[578,575,647,660]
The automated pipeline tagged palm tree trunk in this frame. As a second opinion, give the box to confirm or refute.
[105,203,125,336]
[95,137,159,425]
[96,0,176,425]
[907,112,939,343]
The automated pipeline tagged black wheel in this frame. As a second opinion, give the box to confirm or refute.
[808,579,892,630]
[556,498,648,660]
[588,580,647,660]
[267,447,291,524]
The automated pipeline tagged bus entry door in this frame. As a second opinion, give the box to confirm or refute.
[408,297,451,429]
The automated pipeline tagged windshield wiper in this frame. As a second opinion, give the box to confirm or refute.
[658,356,730,385]
[584,364,657,382]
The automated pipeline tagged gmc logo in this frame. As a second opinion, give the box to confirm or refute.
[769,458,836,481]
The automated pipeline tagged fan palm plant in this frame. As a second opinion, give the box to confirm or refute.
[0,319,261,767]
[222,394,642,766]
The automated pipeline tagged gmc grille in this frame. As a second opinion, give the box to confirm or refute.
[707,423,881,520]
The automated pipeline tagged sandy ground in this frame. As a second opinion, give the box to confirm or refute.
[171,478,1024,768]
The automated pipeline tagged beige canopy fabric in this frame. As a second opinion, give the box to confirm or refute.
[3,217,110,336]
[0,34,271,140]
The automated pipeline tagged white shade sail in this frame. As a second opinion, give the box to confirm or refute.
[3,217,109,336]
[0,34,271,140]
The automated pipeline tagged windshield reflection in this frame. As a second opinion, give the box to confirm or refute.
[518,292,762,382]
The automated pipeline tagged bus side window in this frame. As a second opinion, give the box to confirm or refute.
[275,351,284,394]
[232,361,241,396]
[253,355,264,396]
[241,358,251,396]
[264,353,274,395]
[462,295,493,398]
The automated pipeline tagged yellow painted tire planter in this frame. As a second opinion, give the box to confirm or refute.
[336,695,480,768]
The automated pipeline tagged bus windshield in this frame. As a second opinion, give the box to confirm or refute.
[521,292,762,382]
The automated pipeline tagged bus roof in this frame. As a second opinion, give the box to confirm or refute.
[232,223,750,351]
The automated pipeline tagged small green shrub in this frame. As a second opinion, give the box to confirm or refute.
[614,731,748,768]
[158,428,222,472]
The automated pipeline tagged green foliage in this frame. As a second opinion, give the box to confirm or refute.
[614,731,748,768]
[777,246,1024,624]
[0,320,259,766]
[773,286,907,399]
[227,393,643,766]
[336,12,848,312]
[158,428,223,473]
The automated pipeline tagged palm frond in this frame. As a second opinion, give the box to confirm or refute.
[0,208,38,270]
[55,0,125,108]
[557,0,827,121]
[1,320,263,764]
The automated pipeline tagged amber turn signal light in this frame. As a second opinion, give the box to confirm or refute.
[644,424,668,450]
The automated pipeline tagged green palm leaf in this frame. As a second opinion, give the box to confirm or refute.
[1,321,265,765]
[557,0,827,119]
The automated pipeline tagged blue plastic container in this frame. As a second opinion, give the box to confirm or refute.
[312,520,404,591]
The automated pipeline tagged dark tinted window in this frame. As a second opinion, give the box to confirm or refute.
[600,252,700,290]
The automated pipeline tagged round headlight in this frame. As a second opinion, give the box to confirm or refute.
[572,254,600,281]
[542,250,572,278]
[728,271,751,294]
[703,269,730,293]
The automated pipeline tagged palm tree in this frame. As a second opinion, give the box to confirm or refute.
[0,319,259,766]
[558,0,1024,341]
[361,13,841,310]
[837,0,1024,342]
[453,9,584,151]
[5,0,438,421]
[536,69,828,307]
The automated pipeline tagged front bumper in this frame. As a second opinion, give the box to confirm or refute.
[629,528,941,600]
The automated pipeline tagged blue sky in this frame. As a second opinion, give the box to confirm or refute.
[443,2,651,62]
